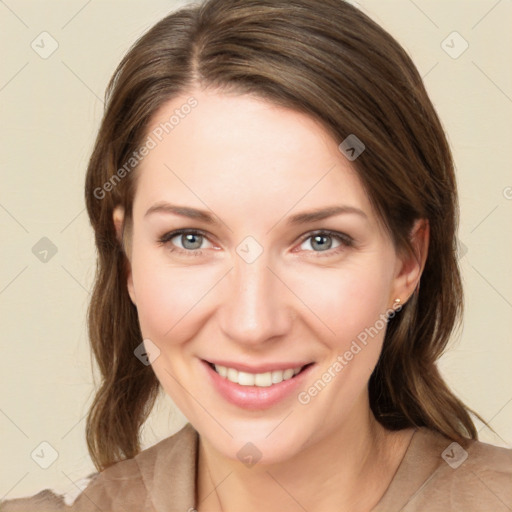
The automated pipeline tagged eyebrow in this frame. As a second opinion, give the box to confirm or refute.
[144,202,367,225]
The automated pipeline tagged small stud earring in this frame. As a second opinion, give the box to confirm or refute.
[394,298,401,306]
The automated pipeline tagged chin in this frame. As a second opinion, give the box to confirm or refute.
[220,433,305,467]
[196,414,318,466]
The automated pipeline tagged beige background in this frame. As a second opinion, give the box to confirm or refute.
[1,0,511,500]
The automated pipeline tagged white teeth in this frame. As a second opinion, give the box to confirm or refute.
[237,371,255,386]
[282,368,295,380]
[254,372,272,387]
[214,364,303,387]
[216,365,228,378]
[271,370,283,384]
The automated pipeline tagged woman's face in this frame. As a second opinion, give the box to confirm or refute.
[122,88,413,464]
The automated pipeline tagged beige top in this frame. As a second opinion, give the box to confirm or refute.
[1,423,511,511]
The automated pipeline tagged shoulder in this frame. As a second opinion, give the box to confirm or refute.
[404,428,512,511]
[0,475,96,512]
[0,423,198,512]
[72,421,198,511]
[456,436,512,506]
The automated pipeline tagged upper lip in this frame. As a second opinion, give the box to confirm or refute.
[203,359,314,373]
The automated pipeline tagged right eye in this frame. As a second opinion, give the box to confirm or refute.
[158,229,215,256]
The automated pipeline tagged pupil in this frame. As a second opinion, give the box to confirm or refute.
[183,233,202,250]
[312,235,331,251]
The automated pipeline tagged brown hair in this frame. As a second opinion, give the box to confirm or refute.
[84,0,488,471]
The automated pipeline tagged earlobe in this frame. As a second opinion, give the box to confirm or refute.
[392,219,430,305]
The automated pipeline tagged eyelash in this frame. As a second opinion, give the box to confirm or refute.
[157,228,354,258]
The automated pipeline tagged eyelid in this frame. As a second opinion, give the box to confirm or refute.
[158,227,211,243]
[297,229,353,246]
[294,229,354,256]
[158,228,354,256]
[157,228,216,255]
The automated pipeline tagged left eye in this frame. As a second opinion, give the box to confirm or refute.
[298,231,352,253]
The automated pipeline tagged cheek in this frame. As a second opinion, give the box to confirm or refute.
[286,257,392,347]
[130,248,221,341]
[289,263,392,424]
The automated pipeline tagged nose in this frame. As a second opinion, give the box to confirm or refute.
[217,251,293,347]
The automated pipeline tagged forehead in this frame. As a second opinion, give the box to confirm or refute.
[133,88,374,228]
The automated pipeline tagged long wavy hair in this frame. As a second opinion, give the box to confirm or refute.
[84,0,487,471]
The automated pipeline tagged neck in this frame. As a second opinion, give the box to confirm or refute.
[196,395,414,512]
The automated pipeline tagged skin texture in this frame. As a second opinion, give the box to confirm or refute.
[113,88,428,512]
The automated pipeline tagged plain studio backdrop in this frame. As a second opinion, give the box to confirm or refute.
[0,0,511,500]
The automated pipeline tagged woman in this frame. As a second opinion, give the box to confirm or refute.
[2,0,511,510]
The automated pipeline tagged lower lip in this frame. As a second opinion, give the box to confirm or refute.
[201,360,314,410]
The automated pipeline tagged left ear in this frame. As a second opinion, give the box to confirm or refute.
[390,218,429,305]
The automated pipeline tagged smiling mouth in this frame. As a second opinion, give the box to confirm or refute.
[205,361,314,387]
